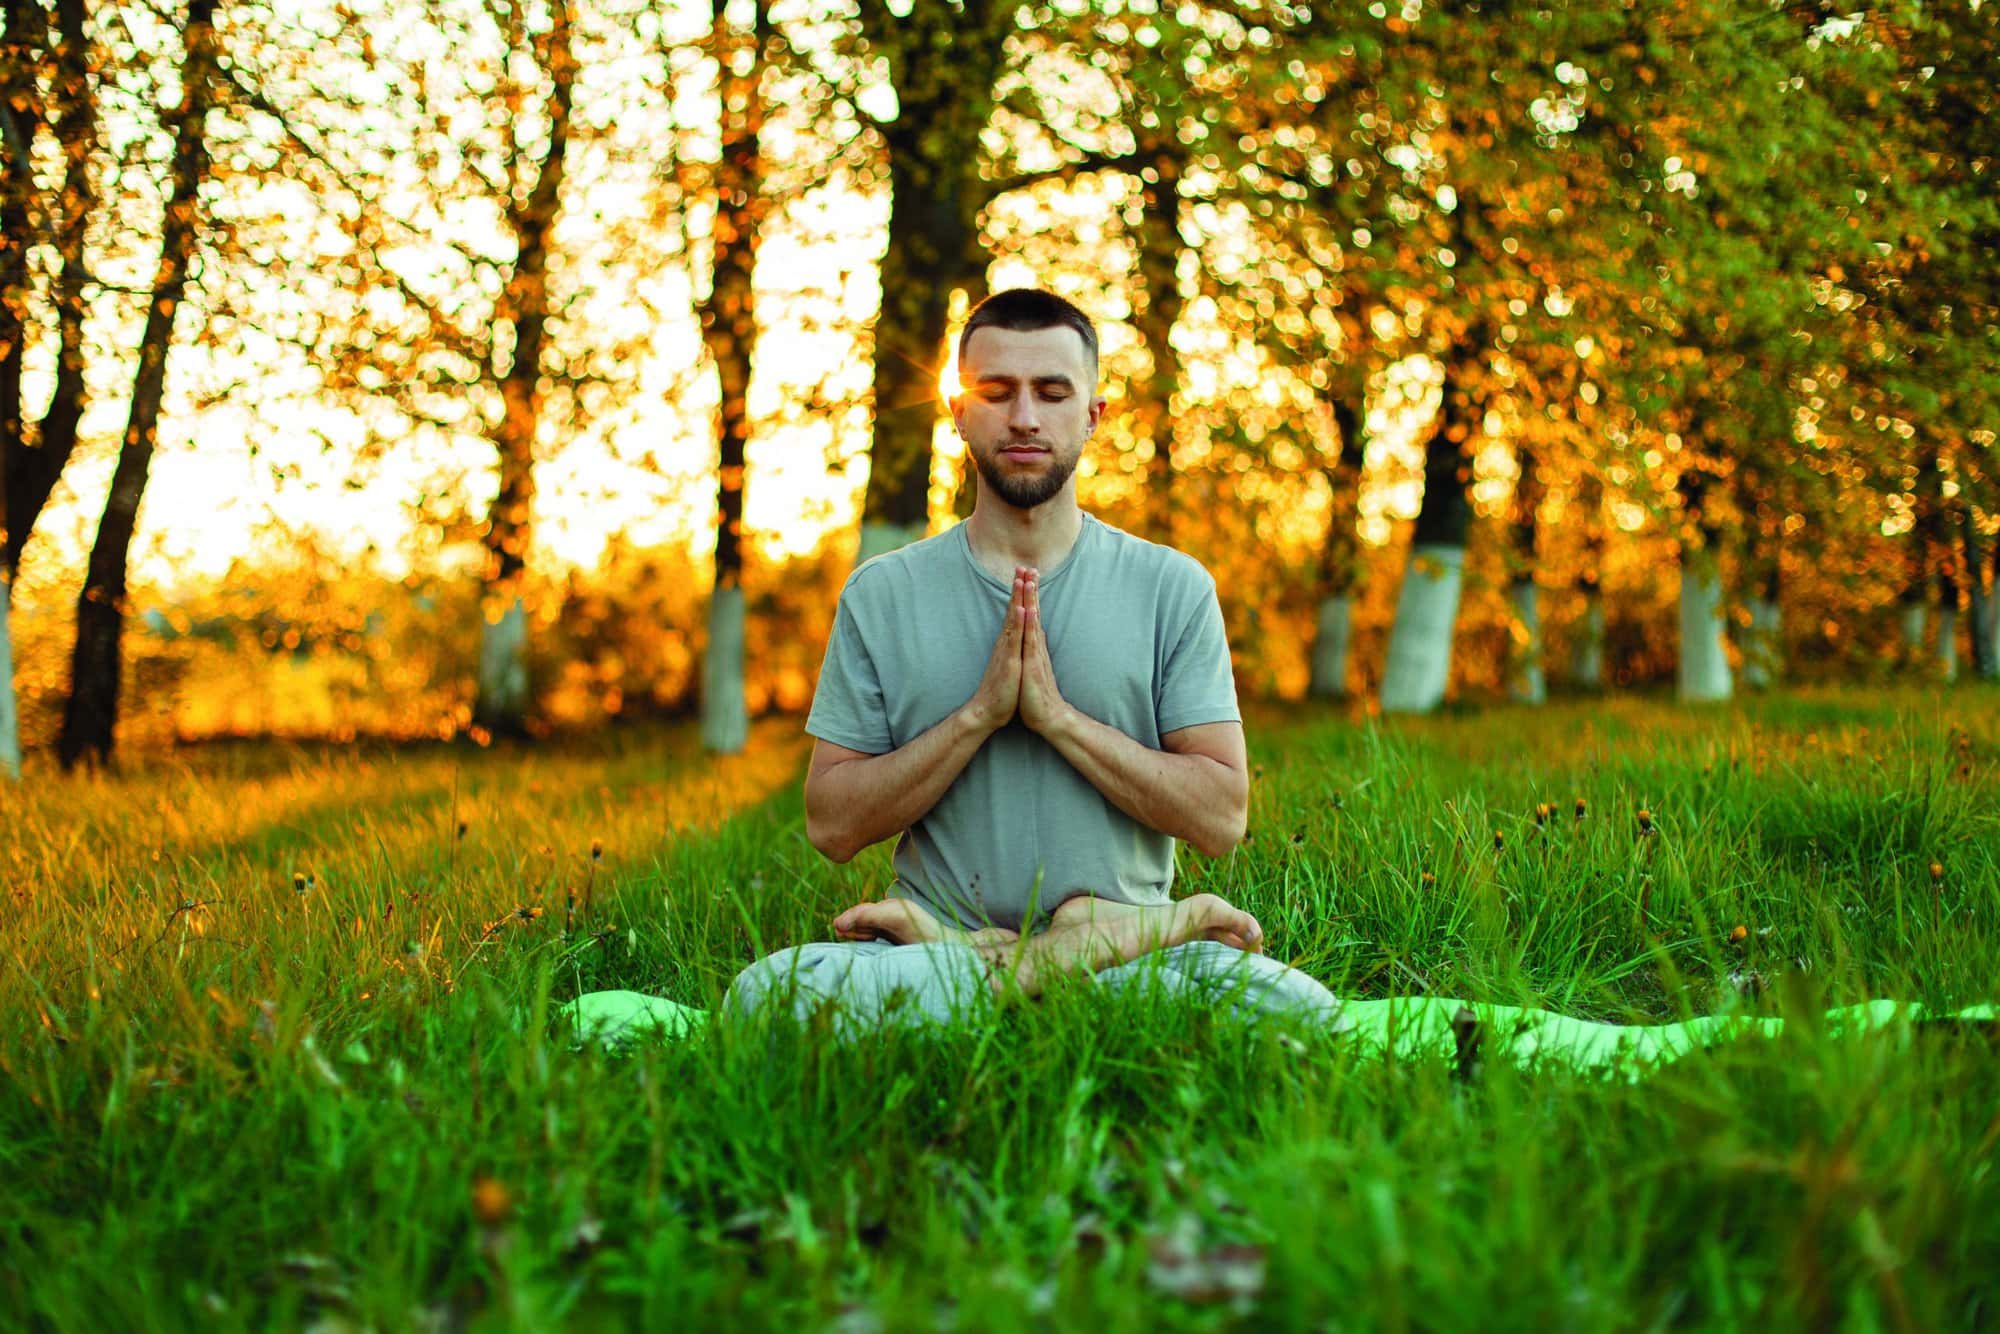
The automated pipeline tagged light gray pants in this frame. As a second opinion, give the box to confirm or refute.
[722,937,1348,1040]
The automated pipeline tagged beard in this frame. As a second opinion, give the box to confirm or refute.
[971,440,1082,511]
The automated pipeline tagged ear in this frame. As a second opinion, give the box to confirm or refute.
[1086,394,1107,436]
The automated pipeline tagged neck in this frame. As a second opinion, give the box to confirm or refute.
[965,490,1084,573]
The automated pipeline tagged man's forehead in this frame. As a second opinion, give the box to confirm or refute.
[960,325,1094,381]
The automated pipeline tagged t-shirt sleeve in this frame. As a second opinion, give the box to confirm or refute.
[805,584,893,753]
[1155,568,1241,735]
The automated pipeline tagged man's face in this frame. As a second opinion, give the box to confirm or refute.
[950,325,1105,512]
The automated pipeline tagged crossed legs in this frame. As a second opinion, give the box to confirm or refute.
[723,894,1345,1040]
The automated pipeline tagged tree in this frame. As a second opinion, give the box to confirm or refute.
[240,0,666,742]
[1379,323,1483,713]
[824,0,1154,566]
[1356,0,1586,714]
[694,0,767,756]
[2,0,94,776]
[1561,0,1891,701]
[1309,364,1369,700]
[468,0,575,738]
[58,0,220,768]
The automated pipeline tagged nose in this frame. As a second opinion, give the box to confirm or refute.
[1006,387,1040,435]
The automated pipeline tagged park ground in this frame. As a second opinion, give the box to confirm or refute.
[2,687,1997,1330]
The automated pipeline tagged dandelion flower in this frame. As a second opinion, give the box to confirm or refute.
[472,1175,511,1225]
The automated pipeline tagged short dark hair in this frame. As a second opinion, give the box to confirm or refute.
[957,288,1099,380]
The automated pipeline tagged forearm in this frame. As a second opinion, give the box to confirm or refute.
[807,708,991,861]
[1041,708,1246,857]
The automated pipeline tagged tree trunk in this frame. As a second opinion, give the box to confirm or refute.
[472,0,574,739]
[1508,583,1544,704]
[0,573,16,780]
[858,149,980,563]
[1968,508,1998,681]
[1307,394,1365,700]
[1569,470,1605,689]
[1571,594,1605,689]
[1741,521,1782,692]
[1676,464,1731,703]
[4,0,93,581]
[1936,560,1959,684]
[853,0,1004,569]
[1678,557,1733,701]
[1900,447,1942,671]
[58,0,216,771]
[1309,595,1354,702]
[1506,444,1544,704]
[1743,582,1782,691]
[698,0,764,756]
[1134,134,1183,544]
[1381,351,1476,714]
[0,3,30,781]
[475,596,530,725]
[702,585,747,751]
[1988,516,2000,679]
[1899,597,1930,666]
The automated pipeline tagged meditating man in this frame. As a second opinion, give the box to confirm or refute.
[724,288,1343,1036]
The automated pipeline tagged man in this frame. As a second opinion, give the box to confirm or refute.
[725,289,1342,1036]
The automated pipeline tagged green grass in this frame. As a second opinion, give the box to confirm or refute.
[3,687,1998,1330]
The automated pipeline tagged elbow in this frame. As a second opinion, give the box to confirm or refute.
[1200,820,1247,860]
[804,809,855,864]
[1200,778,1251,858]
[802,781,853,863]
[1189,815,1247,860]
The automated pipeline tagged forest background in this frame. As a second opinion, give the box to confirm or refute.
[2,0,1995,775]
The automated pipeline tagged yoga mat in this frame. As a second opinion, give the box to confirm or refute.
[556,988,1996,1083]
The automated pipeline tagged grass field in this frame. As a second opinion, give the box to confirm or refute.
[3,688,1998,1330]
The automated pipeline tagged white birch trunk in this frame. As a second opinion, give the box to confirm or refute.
[0,576,19,781]
[1570,594,1605,690]
[856,520,927,570]
[1506,580,1545,705]
[476,597,531,725]
[1975,585,2000,681]
[1307,594,1354,700]
[701,585,749,754]
[1936,608,1958,682]
[1742,598,1782,691]
[1900,603,1929,664]
[1380,543,1464,714]
[1988,601,2000,682]
[1677,563,1733,702]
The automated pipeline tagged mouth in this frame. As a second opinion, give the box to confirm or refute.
[999,446,1049,459]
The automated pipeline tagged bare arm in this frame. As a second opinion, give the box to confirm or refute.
[1017,573,1249,857]
[1040,714,1250,858]
[803,709,993,863]
[805,565,1035,863]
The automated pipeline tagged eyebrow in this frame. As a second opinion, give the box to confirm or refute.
[966,374,1078,390]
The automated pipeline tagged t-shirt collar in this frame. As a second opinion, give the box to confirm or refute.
[956,511,1096,594]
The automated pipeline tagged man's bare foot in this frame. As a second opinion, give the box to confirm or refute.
[832,897,1020,950]
[1047,893,1264,954]
[967,893,1266,1002]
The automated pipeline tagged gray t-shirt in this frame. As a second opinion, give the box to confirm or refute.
[805,511,1241,932]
